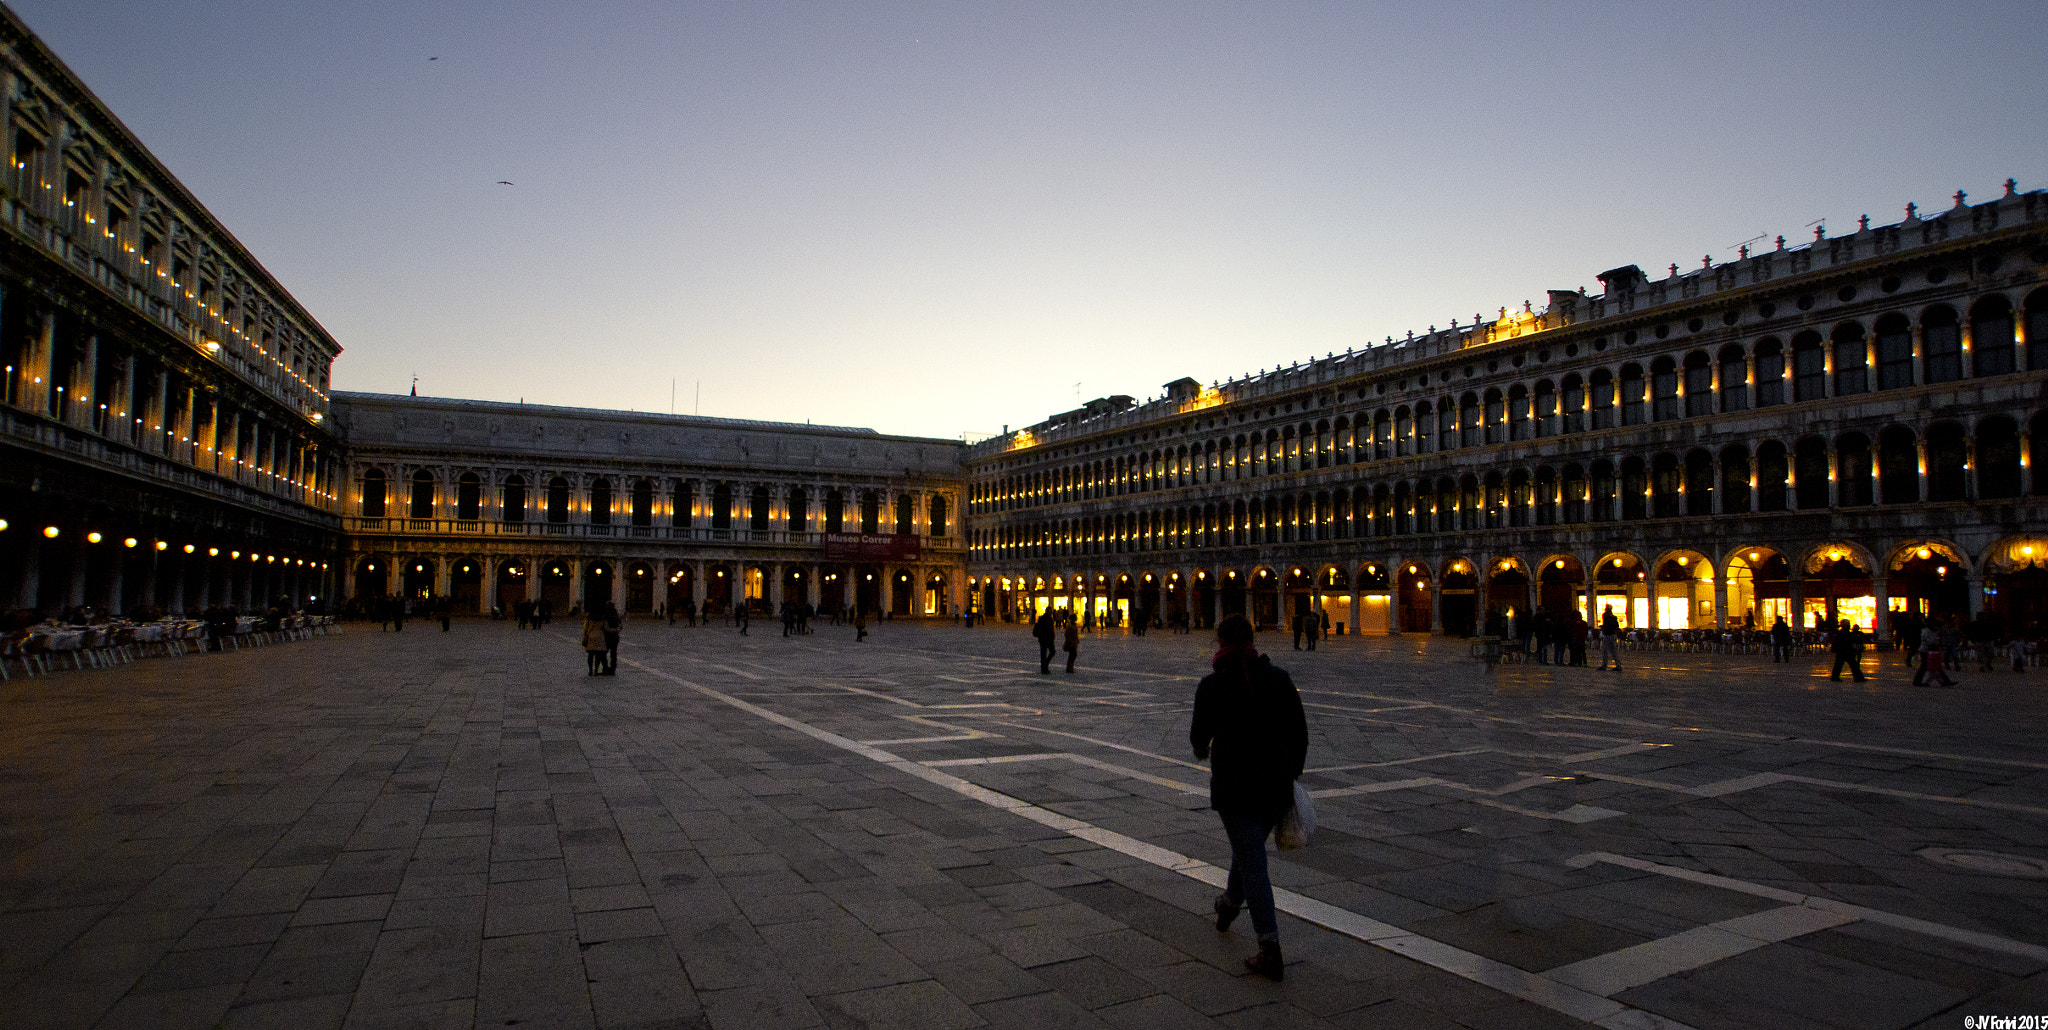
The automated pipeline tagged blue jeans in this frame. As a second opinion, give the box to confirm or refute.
[1220,809,1282,943]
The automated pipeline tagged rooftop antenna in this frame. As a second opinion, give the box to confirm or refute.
[410,375,417,397]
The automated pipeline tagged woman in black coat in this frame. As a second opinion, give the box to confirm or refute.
[1189,613,1308,980]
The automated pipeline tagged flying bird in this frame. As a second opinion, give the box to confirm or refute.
[428,56,438,60]
[497,181,514,186]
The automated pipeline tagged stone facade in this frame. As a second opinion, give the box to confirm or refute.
[332,392,965,618]
[962,190,2048,640]
[1,7,344,614]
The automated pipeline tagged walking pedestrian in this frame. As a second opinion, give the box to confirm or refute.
[1828,619,1867,681]
[854,606,868,642]
[580,610,607,676]
[601,602,622,675]
[737,604,749,636]
[1568,612,1588,666]
[1598,606,1621,670]
[1034,611,1056,673]
[1189,614,1308,982]
[1064,618,1079,674]
[1770,615,1793,663]
[1913,640,1957,686]
[1303,612,1318,651]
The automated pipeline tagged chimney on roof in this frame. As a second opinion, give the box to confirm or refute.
[1595,265,1644,295]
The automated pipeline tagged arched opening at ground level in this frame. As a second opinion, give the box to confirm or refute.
[450,558,483,611]
[666,565,693,614]
[402,558,436,600]
[1537,556,1585,623]
[541,560,572,610]
[355,556,387,599]
[1396,562,1431,633]
[1440,559,1478,637]
[497,560,528,611]
[582,561,614,612]
[1986,537,2048,637]
[625,562,655,614]
[1315,565,1351,635]
[1803,544,1876,632]
[1593,554,1645,629]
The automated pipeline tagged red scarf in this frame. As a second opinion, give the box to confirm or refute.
[1212,642,1259,670]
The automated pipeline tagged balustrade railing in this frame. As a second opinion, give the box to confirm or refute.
[343,517,962,549]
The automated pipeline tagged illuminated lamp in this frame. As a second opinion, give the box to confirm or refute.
[156,541,168,550]
[182,544,195,553]
[208,547,219,556]
[87,531,103,543]
[124,537,137,548]
[43,526,60,538]
[1917,547,1932,559]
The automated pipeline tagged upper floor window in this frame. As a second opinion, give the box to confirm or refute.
[1650,358,1678,421]
[632,478,655,526]
[1683,354,1712,417]
[1922,307,1961,384]
[1972,296,2016,378]
[1832,323,1868,396]
[1755,339,1786,407]
[361,469,387,518]
[590,477,612,525]
[502,475,526,523]
[1619,365,1645,425]
[456,472,481,520]
[931,495,949,536]
[1875,314,1913,390]
[1718,346,1748,412]
[409,470,435,519]
[1792,333,1826,401]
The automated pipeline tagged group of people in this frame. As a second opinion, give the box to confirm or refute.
[1032,610,1080,673]
[512,598,556,630]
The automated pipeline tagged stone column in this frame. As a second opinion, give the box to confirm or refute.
[766,562,782,617]
[1916,439,1930,502]
[1871,575,1889,643]
[27,310,55,415]
[1787,571,1805,632]
[1713,568,1728,632]
[481,560,497,615]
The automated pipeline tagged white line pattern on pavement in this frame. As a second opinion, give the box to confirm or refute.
[623,656,1701,1030]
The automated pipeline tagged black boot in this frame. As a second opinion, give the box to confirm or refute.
[1214,894,1240,932]
[1244,940,1283,981]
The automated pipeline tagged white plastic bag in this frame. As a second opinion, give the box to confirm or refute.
[1276,781,1316,850]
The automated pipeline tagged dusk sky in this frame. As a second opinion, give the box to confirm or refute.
[14,1,2045,440]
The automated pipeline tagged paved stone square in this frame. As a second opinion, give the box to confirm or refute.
[1,619,2045,1030]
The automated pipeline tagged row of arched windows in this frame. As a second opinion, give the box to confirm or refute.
[970,414,2047,560]
[356,470,950,535]
[974,291,2048,514]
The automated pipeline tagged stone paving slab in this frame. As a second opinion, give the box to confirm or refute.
[0,620,2046,1028]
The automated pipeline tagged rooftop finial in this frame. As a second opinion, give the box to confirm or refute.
[1953,189,1967,208]
[1905,202,1917,220]
[1450,317,1459,329]
[1813,224,1825,242]
[1499,306,1508,320]
[1668,263,1679,277]
[1428,325,1436,334]
[2005,178,2018,197]
[1701,255,1712,269]
[1739,245,1749,259]
[1775,235,1786,250]
[1857,214,1869,231]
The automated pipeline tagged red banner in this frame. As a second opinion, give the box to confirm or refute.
[822,533,921,562]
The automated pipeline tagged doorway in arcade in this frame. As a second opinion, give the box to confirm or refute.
[1439,561,1477,636]
[450,560,482,611]
[1315,565,1351,634]
[496,560,527,612]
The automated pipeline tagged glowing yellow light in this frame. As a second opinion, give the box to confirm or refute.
[123,537,137,548]
[43,526,59,538]
[87,531,103,543]
[183,544,195,553]
[1917,547,1931,559]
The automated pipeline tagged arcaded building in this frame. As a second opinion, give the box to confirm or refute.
[1,8,344,614]
[332,392,965,618]
[962,187,2048,639]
